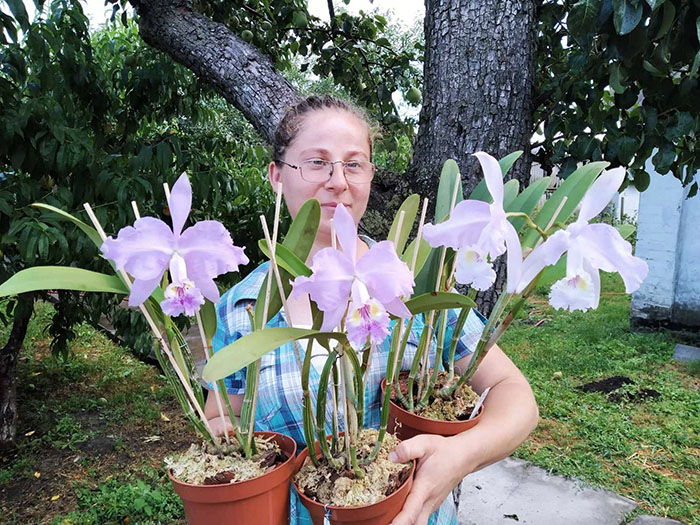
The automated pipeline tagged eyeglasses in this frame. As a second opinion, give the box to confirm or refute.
[276,159,375,184]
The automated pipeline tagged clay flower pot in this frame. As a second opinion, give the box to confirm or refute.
[292,441,416,525]
[168,431,297,525]
[381,378,483,440]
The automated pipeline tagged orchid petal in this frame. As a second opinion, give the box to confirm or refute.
[101,217,174,281]
[549,271,596,312]
[161,280,205,317]
[578,224,649,293]
[178,221,249,284]
[291,248,354,312]
[333,203,357,262]
[383,297,413,319]
[516,230,570,293]
[584,259,601,310]
[128,276,163,307]
[503,222,523,293]
[578,167,625,223]
[477,210,508,258]
[355,241,414,304]
[473,152,504,206]
[346,299,390,350]
[321,302,349,332]
[422,200,491,250]
[454,247,496,290]
[169,253,188,284]
[169,173,192,237]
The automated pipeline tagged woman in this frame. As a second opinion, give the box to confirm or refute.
[205,95,539,525]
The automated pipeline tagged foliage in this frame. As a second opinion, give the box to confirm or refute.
[535,0,700,196]
[0,3,277,358]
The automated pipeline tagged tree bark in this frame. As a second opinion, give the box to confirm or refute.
[410,0,537,314]
[131,0,301,143]
[0,295,33,449]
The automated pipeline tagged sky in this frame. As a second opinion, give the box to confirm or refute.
[76,0,424,30]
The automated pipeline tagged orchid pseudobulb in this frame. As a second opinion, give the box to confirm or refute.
[516,167,648,312]
[291,203,414,350]
[422,152,522,292]
[101,173,249,316]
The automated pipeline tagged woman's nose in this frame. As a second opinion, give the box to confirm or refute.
[325,161,349,191]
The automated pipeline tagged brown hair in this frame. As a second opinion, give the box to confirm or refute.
[271,95,379,162]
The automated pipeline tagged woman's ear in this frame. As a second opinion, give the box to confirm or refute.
[268,161,281,188]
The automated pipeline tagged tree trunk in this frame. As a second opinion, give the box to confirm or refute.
[131,0,301,143]
[0,295,33,449]
[410,0,537,314]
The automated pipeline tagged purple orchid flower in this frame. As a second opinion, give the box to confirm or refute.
[159,251,205,317]
[515,167,648,312]
[101,173,249,310]
[422,152,522,292]
[291,203,414,348]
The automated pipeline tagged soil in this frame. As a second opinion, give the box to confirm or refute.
[294,429,411,507]
[577,375,661,403]
[165,435,285,485]
[391,370,479,421]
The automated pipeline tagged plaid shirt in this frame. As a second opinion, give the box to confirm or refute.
[213,261,486,525]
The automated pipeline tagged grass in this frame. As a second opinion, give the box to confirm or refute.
[503,272,700,523]
[0,275,698,523]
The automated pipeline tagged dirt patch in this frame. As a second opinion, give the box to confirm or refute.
[294,430,411,507]
[392,371,479,421]
[577,375,661,403]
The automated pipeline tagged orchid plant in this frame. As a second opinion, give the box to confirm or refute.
[388,151,649,414]
[203,150,649,474]
[0,173,256,456]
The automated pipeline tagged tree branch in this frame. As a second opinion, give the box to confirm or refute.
[130,0,301,143]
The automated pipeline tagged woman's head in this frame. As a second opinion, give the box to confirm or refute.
[269,96,378,246]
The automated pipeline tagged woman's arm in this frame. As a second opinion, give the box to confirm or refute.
[204,391,244,437]
[390,345,539,525]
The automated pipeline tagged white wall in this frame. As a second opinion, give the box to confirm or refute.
[631,157,700,330]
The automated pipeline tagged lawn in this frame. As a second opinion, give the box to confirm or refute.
[0,273,698,524]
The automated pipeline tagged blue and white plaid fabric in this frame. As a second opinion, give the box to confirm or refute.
[212,261,486,525]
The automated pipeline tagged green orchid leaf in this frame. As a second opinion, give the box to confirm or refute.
[405,291,476,315]
[33,203,104,249]
[258,240,312,278]
[0,267,129,297]
[507,177,551,233]
[202,327,345,381]
[388,193,420,256]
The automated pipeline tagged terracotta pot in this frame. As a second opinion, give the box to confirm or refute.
[292,440,416,525]
[168,431,297,525]
[381,378,483,440]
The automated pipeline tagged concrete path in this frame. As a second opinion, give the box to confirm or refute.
[457,457,685,525]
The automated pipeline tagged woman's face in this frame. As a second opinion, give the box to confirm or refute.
[268,109,372,246]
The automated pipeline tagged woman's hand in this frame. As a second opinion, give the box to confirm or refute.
[208,415,236,437]
[389,434,476,525]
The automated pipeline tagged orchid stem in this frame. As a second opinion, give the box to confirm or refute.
[83,202,219,448]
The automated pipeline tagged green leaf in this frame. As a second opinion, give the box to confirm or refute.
[0,267,129,297]
[568,0,602,35]
[614,136,639,165]
[32,203,104,249]
[254,199,319,329]
[5,0,30,31]
[613,0,643,35]
[664,112,694,141]
[507,177,552,233]
[401,236,431,277]
[435,160,462,222]
[609,63,626,94]
[654,1,675,39]
[502,179,520,210]
[646,0,665,9]
[633,169,651,191]
[202,327,344,381]
[200,299,217,345]
[469,151,523,202]
[523,162,609,248]
[405,291,476,315]
[691,49,700,78]
[616,223,636,240]
[258,240,311,278]
[388,194,420,256]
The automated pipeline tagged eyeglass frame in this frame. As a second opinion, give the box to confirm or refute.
[275,158,376,184]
